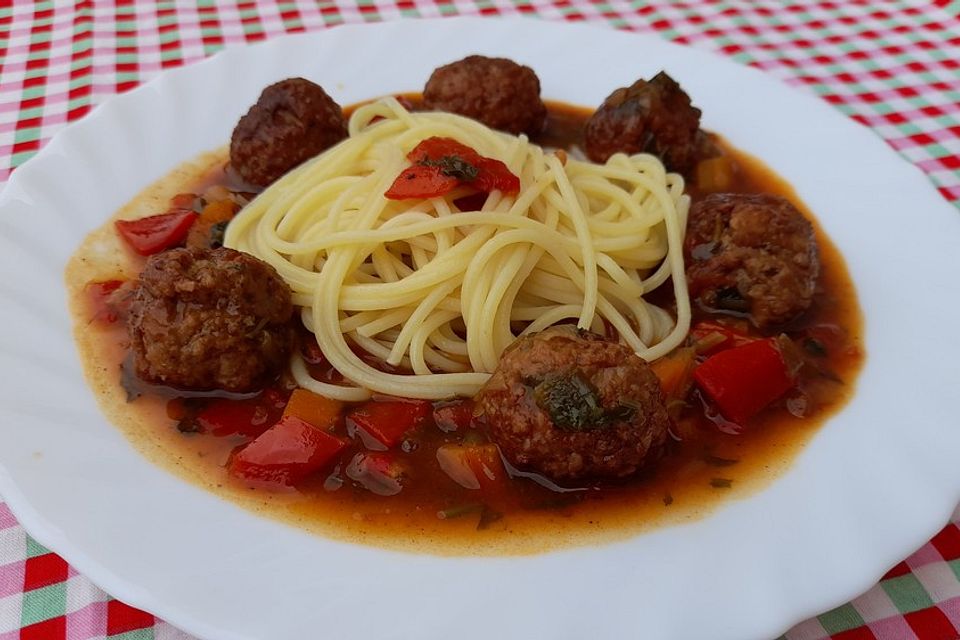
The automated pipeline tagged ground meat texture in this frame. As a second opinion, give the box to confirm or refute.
[127,247,294,393]
[230,78,347,188]
[423,55,547,136]
[583,72,702,175]
[475,326,670,483]
[685,193,819,329]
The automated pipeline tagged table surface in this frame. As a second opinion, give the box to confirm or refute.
[1,1,959,639]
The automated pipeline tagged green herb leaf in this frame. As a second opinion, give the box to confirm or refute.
[533,371,637,432]
[710,478,733,489]
[419,155,479,181]
[534,371,602,431]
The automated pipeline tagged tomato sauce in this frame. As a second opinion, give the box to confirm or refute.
[67,102,864,556]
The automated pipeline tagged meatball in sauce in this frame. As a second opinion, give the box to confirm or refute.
[423,55,547,136]
[684,193,820,329]
[476,326,670,483]
[584,71,704,175]
[127,247,294,393]
[230,78,347,188]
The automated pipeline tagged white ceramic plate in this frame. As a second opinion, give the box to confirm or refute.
[1,17,958,640]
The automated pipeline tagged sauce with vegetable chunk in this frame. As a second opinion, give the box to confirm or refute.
[66,99,864,556]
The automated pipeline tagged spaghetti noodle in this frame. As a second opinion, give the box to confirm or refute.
[224,97,690,400]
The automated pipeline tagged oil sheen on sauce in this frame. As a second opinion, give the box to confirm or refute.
[64,103,864,556]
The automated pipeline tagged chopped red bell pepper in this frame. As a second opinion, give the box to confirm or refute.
[473,157,521,194]
[432,398,475,432]
[228,415,348,488]
[384,136,520,200]
[385,163,459,200]
[115,209,198,256]
[195,389,286,438]
[85,279,132,323]
[346,398,431,449]
[693,338,795,425]
[407,137,476,165]
[345,452,407,496]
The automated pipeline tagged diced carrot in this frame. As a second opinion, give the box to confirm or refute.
[650,347,697,400]
[201,198,237,221]
[186,199,239,249]
[283,389,343,431]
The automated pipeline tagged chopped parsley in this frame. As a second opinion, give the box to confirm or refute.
[533,371,635,432]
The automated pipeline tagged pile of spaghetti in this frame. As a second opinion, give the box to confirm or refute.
[225,97,690,401]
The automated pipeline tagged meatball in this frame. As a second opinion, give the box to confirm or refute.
[584,72,702,175]
[423,55,547,136]
[475,326,670,483]
[684,193,819,329]
[230,78,347,188]
[127,247,294,393]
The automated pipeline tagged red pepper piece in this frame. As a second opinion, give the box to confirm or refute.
[115,209,198,256]
[433,398,475,432]
[693,338,795,425]
[228,415,348,488]
[384,136,520,200]
[474,157,521,194]
[196,398,272,438]
[384,164,459,200]
[346,399,431,449]
[85,279,131,323]
[405,137,477,164]
[195,389,286,438]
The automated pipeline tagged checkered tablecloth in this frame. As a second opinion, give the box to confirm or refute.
[1,2,958,639]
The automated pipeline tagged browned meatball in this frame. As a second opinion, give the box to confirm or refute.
[685,193,819,329]
[230,78,347,188]
[584,72,702,175]
[423,55,547,136]
[475,326,670,483]
[127,247,294,393]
